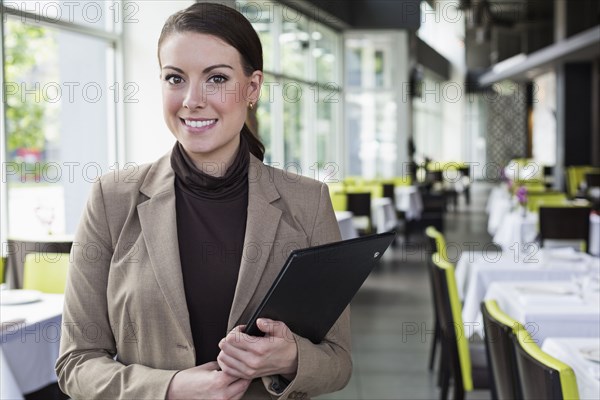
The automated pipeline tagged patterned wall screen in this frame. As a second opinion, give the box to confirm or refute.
[486,83,527,177]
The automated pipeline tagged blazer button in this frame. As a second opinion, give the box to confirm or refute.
[288,392,297,399]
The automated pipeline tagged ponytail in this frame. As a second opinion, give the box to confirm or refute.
[241,124,265,161]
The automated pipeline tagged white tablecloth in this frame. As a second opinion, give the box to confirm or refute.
[459,249,599,325]
[0,293,64,396]
[372,197,397,234]
[487,186,512,235]
[542,337,600,400]
[492,210,600,256]
[492,210,538,249]
[482,281,600,343]
[394,186,423,221]
[335,211,358,240]
[1,349,23,400]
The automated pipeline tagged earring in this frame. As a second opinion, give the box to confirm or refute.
[249,102,254,110]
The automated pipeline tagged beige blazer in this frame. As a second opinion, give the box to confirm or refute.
[56,153,352,400]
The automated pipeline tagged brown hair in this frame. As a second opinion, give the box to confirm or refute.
[158,2,265,161]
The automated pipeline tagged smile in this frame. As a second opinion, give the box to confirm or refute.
[182,119,217,128]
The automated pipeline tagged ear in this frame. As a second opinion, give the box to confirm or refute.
[245,70,264,104]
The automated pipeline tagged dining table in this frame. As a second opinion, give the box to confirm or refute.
[541,337,600,400]
[335,211,358,240]
[492,210,600,256]
[372,197,398,234]
[394,186,423,221]
[486,185,512,235]
[458,248,599,327]
[481,280,600,343]
[1,292,64,398]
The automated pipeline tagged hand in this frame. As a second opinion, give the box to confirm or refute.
[217,318,298,380]
[166,361,251,400]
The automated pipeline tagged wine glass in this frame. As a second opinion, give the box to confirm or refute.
[35,205,55,235]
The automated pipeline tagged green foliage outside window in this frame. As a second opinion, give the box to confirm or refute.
[4,20,56,153]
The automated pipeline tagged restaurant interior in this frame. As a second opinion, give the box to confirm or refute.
[1,0,599,399]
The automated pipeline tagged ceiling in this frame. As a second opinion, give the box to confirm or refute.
[461,0,599,69]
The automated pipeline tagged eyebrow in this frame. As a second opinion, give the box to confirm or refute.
[162,64,234,74]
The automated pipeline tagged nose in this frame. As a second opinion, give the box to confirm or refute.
[183,83,207,109]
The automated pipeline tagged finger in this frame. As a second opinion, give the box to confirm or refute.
[217,351,253,380]
[228,379,252,400]
[222,331,261,352]
[196,361,220,371]
[220,336,255,358]
[257,318,289,338]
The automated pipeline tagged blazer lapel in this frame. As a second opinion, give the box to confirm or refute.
[227,156,282,329]
[137,154,194,348]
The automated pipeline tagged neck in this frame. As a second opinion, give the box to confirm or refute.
[186,138,241,177]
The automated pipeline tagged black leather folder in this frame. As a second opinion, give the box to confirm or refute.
[243,231,396,343]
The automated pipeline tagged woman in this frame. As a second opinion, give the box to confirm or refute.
[55,3,351,399]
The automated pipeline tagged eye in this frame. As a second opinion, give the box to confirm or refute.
[165,74,184,85]
[208,74,228,84]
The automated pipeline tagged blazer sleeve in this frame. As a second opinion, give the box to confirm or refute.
[55,179,178,399]
[263,182,352,399]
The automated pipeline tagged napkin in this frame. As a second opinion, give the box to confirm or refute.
[515,285,583,306]
[579,346,600,380]
[540,247,589,271]
[543,247,585,261]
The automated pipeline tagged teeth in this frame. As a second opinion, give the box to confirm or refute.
[184,119,216,128]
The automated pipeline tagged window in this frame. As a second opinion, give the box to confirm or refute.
[1,1,121,239]
[237,0,342,179]
[413,73,444,163]
[345,33,407,179]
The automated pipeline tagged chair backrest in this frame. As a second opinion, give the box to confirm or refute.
[430,255,473,393]
[526,192,568,213]
[0,256,5,284]
[566,166,600,197]
[382,183,396,204]
[330,192,347,211]
[23,252,70,294]
[539,206,591,252]
[481,300,523,400]
[425,226,448,262]
[346,192,371,218]
[512,326,579,400]
[586,172,600,188]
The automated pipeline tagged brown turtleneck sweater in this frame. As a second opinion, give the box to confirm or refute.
[170,137,249,365]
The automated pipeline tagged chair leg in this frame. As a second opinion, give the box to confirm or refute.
[429,320,439,370]
[438,340,449,394]
[440,362,449,400]
[453,376,465,400]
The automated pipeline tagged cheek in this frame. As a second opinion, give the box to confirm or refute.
[162,91,181,115]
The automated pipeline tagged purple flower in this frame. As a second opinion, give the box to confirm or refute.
[516,186,527,204]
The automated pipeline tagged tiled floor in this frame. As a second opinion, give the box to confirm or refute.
[318,183,495,400]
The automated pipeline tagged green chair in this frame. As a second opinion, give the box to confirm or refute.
[330,193,347,211]
[425,226,448,263]
[539,206,591,253]
[481,300,523,400]
[566,166,600,198]
[346,192,372,234]
[393,176,412,186]
[512,325,579,400]
[526,192,568,213]
[327,182,347,211]
[430,255,490,400]
[0,256,5,284]
[424,227,445,373]
[23,252,70,294]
